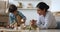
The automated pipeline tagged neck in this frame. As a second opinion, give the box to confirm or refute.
[43,12,46,17]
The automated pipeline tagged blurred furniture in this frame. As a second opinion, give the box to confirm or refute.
[0,14,9,27]
[0,1,6,14]
[56,21,60,29]
[53,12,60,16]
[53,12,60,29]
[0,1,8,27]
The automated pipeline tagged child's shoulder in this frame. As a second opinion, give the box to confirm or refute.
[9,13,14,17]
[17,11,23,15]
[17,11,22,13]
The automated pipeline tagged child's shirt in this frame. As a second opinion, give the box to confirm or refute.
[9,11,26,25]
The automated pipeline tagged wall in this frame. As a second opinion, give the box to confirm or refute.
[51,0,60,12]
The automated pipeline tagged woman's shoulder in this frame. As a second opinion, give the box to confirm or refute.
[45,11,54,18]
[47,11,53,16]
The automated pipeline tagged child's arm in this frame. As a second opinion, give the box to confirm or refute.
[18,11,26,19]
[9,13,17,27]
[18,11,26,23]
[16,15,22,25]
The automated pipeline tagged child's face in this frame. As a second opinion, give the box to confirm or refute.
[13,11,17,15]
[37,8,45,15]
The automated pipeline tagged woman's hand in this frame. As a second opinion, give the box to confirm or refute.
[30,19,37,29]
[30,19,37,26]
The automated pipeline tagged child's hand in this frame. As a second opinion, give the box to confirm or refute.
[10,24,14,28]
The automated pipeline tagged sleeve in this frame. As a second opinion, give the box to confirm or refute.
[9,14,16,24]
[36,15,41,26]
[37,15,52,29]
[18,11,26,19]
[9,16,13,24]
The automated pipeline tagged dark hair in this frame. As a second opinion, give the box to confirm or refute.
[8,4,17,13]
[36,2,49,12]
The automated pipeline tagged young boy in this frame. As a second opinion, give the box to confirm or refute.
[8,4,26,27]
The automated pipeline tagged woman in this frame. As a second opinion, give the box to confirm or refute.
[32,2,57,29]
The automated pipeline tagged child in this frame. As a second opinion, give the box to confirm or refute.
[8,4,26,28]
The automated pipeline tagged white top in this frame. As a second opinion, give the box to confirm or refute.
[36,11,57,29]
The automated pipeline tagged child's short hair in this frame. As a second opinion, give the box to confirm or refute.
[8,4,17,13]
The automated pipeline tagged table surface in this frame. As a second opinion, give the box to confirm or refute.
[0,29,60,32]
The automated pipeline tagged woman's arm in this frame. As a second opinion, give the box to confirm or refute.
[37,15,52,29]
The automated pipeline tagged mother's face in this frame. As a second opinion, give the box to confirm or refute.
[37,8,45,15]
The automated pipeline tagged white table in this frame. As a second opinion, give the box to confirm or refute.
[0,29,60,32]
